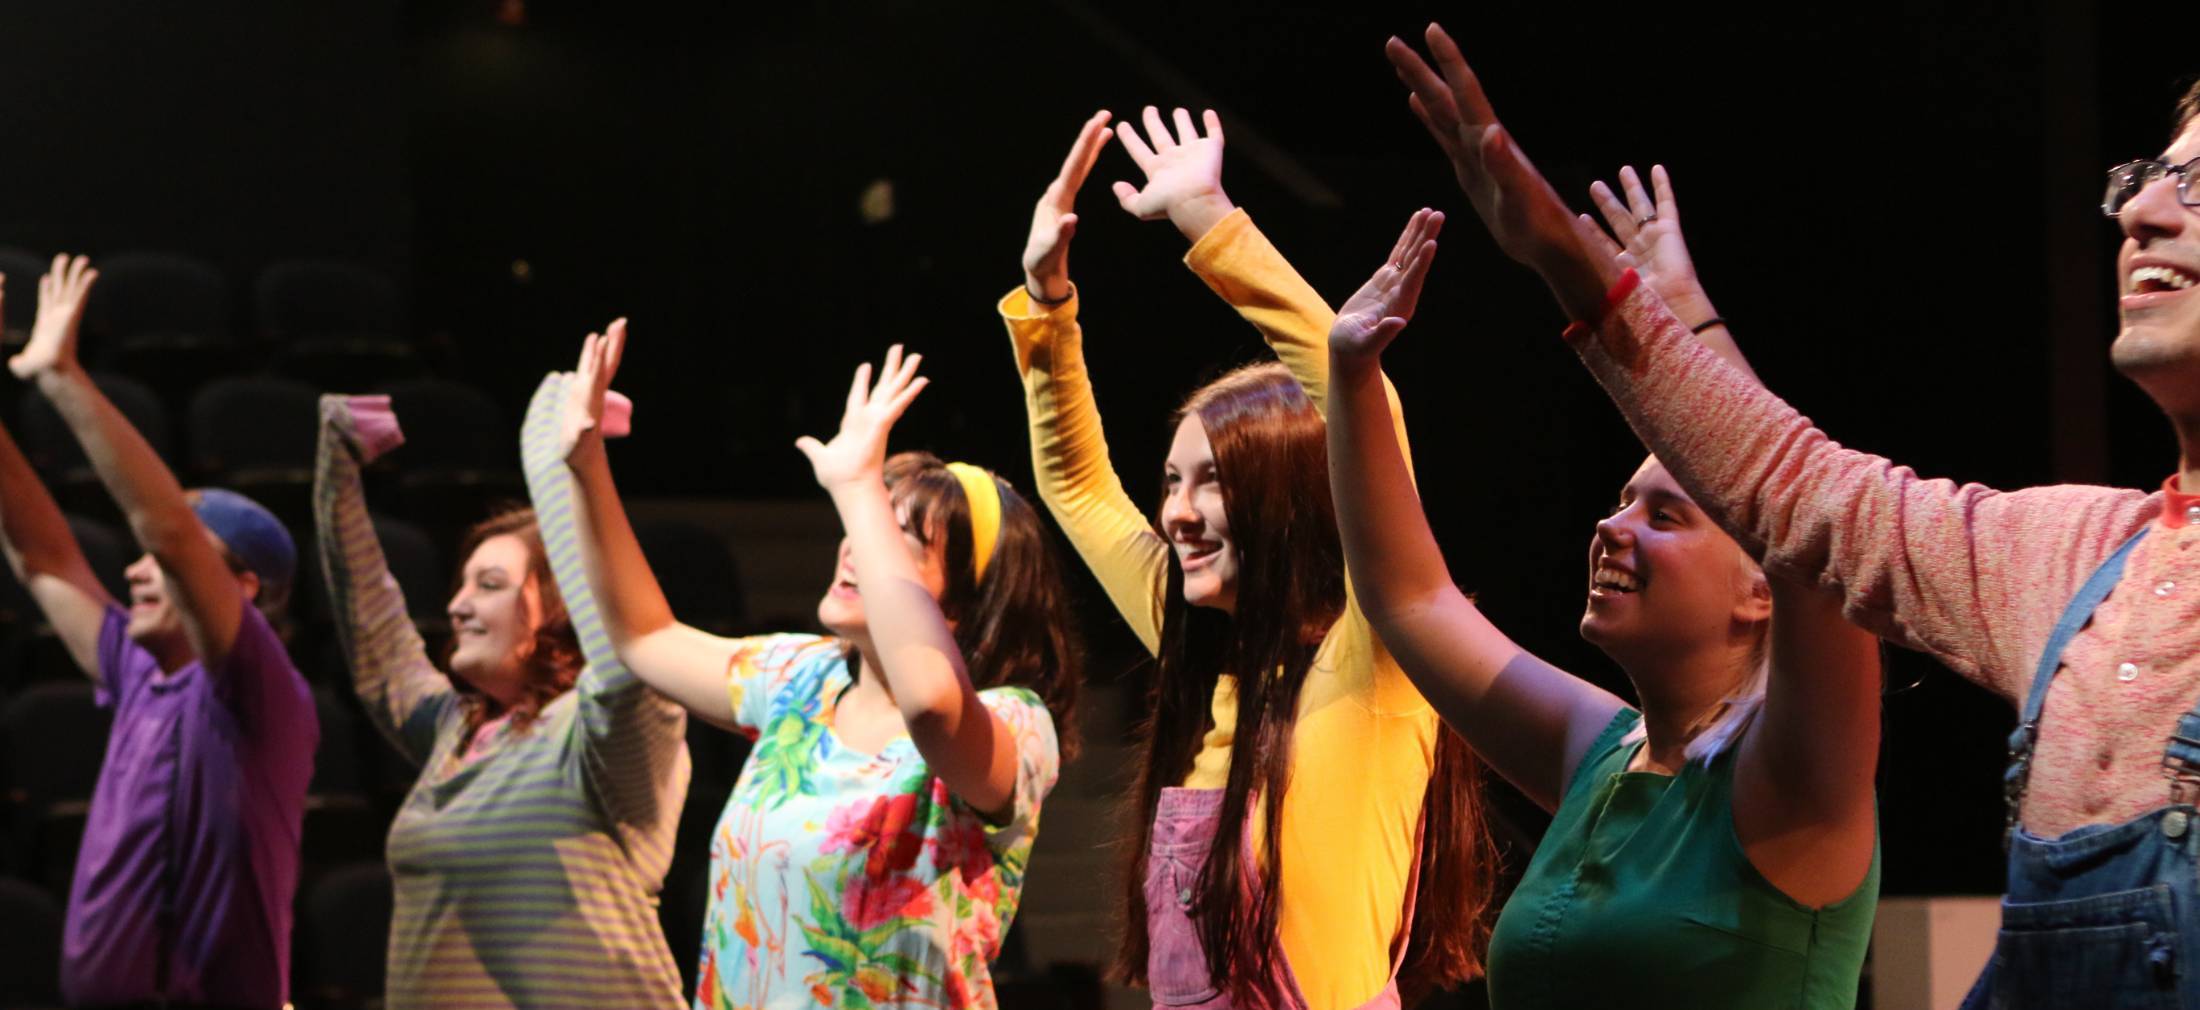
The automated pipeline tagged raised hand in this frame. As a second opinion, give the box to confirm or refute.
[1111,106,1236,242]
[795,345,929,494]
[1331,209,1444,364]
[1582,165,1716,325]
[1023,111,1114,303]
[1385,24,1616,321]
[8,254,97,380]
[559,318,635,464]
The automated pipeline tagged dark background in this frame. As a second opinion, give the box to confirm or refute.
[0,0,2185,995]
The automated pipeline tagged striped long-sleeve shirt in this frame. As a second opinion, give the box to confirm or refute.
[312,380,690,1008]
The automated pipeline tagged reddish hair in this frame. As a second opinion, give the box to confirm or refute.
[443,507,583,738]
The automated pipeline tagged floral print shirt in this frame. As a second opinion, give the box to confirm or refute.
[696,634,1059,1010]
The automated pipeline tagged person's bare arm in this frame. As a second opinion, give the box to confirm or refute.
[558,322,746,730]
[796,348,1024,818]
[9,255,243,667]
[0,412,113,679]
[1326,214,1626,809]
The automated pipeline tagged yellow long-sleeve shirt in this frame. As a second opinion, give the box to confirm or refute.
[1001,209,1438,1008]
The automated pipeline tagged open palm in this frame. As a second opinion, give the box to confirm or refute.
[558,318,634,462]
[796,344,928,493]
[1022,111,1113,300]
[1331,210,1444,362]
[7,254,96,380]
[1111,106,1227,223]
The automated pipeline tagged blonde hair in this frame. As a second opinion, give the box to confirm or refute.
[1624,654,1768,766]
[1622,563,1773,766]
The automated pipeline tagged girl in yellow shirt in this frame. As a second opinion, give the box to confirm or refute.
[1000,109,1497,1009]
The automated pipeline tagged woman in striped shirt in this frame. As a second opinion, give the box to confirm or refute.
[312,378,692,1007]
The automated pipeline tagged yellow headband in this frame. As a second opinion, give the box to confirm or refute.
[944,462,1001,584]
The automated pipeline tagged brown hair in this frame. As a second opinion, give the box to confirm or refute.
[1111,362,1498,1002]
[204,533,295,644]
[443,507,583,738]
[2176,78,2200,134]
[885,452,1084,760]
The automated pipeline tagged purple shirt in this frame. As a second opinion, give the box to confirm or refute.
[62,603,316,1009]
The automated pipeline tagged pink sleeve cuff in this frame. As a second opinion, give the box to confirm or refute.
[600,391,632,439]
[343,395,405,462]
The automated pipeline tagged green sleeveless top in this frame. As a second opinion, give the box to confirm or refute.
[1486,708,1879,1009]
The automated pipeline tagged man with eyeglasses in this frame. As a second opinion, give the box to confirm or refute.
[1384,23,2200,1008]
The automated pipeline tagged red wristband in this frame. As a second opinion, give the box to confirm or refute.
[1560,269,1641,343]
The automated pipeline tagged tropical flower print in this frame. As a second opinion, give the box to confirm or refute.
[694,634,1060,1010]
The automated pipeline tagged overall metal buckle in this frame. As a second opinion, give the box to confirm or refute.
[2162,731,2200,808]
[2004,721,2038,852]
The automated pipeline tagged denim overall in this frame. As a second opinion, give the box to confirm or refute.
[1144,787,1418,1010]
[1964,529,2200,1009]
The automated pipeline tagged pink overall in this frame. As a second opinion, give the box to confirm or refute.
[1144,786,1419,1010]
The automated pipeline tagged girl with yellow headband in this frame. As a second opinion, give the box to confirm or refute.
[551,325,1083,1008]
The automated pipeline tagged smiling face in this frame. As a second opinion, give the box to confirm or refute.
[1580,457,1767,667]
[446,533,543,704]
[815,496,951,642]
[1162,414,1238,614]
[2114,120,2200,415]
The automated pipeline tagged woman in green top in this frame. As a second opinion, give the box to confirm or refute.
[1318,39,1884,1004]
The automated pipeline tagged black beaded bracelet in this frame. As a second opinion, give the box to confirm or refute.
[1689,316,1728,334]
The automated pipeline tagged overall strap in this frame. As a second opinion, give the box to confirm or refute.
[2161,631,2200,801]
[2004,528,2150,846]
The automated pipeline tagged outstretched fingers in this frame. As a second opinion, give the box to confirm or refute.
[872,345,921,401]
[1056,111,1113,196]
[1423,23,1498,125]
[1392,238,1439,316]
[1386,208,1427,265]
[575,331,601,391]
[860,345,927,421]
[1578,214,1626,261]
[601,317,628,379]
[1650,164,1680,223]
[843,361,874,422]
[1618,166,1656,222]
[1171,107,1198,146]
[880,372,929,426]
[1389,40,1461,149]
[1588,180,1638,245]
[1142,106,1175,151]
[1115,118,1159,170]
[47,254,94,305]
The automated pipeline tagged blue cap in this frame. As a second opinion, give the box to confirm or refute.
[189,488,296,596]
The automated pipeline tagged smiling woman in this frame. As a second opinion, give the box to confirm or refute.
[1004,110,1495,1008]
[438,509,582,744]
[312,392,692,1008]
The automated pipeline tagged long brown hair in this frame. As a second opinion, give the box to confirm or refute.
[1111,363,1497,1002]
[443,507,583,738]
[884,452,1083,760]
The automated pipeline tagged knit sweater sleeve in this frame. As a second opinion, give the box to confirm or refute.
[1567,280,2154,700]
[313,394,457,764]
[519,373,691,881]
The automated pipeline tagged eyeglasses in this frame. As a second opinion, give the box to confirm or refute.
[2104,157,2200,216]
